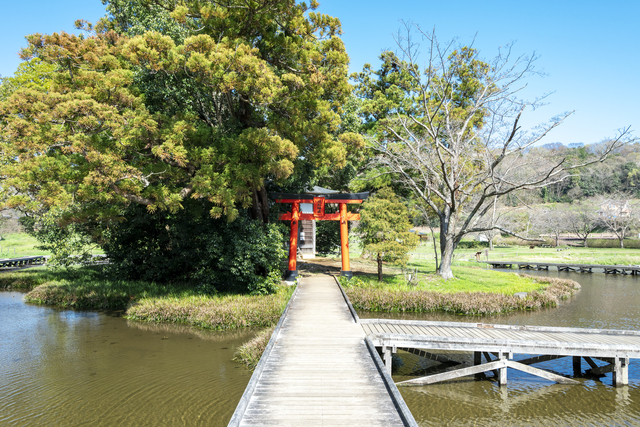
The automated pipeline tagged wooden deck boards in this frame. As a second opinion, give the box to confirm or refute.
[369,321,640,348]
[232,276,412,427]
[362,319,640,387]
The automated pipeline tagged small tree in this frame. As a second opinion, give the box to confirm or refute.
[597,196,637,248]
[567,200,598,247]
[358,188,419,281]
[531,206,570,247]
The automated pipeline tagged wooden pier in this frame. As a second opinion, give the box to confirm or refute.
[483,260,640,275]
[363,319,640,387]
[229,276,416,426]
[0,255,46,270]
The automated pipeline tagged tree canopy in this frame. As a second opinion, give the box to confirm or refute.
[0,0,358,226]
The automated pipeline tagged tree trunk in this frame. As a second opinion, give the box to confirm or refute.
[489,238,494,251]
[377,252,383,282]
[620,238,624,249]
[583,238,588,248]
[439,241,455,280]
[438,212,455,280]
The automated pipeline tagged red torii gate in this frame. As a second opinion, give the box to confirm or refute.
[272,191,369,281]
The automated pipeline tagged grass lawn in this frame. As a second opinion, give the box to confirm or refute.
[402,242,640,267]
[0,233,51,258]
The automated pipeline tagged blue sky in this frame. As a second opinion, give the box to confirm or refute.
[1,0,637,145]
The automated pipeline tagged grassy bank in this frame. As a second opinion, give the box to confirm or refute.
[233,327,275,370]
[2,266,294,331]
[341,267,581,315]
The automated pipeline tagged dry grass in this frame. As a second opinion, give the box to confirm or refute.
[233,327,275,370]
[127,287,293,330]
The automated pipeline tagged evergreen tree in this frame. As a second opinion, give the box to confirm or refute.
[358,188,419,281]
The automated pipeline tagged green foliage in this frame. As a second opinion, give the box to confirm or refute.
[0,58,54,101]
[19,209,96,268]
[0,0,352,229]
[586,238,640,249]
[358,188,419,279]
[316,220,341,255]
[457,240,490,249]
[103,202,286,294]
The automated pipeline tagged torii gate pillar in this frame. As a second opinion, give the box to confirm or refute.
[272,191,369,281]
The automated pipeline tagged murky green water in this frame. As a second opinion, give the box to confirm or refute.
[3,270,640,426]
[0,292,253,426]
[370,270,640,426]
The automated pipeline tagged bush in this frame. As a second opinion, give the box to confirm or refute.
[103,202,286,294]
[586,238,640,249]
[457,240,489,249]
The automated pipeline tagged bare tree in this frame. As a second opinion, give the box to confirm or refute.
[359,24,634,279]
[531,206,571,247]
[597,195,638,248]
[566,200,598,247]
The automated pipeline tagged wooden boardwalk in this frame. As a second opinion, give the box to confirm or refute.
[229,276,416,427]
[0,255,46,270]
[363,319,640,387]
[483,260,640,274]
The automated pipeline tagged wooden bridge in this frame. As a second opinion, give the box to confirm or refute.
[228,276,417,426]
[230,275,640,425]
[483,260,640,275]
[0,255,46,270]
[364,319,640,387]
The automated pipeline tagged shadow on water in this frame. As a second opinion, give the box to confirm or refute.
[370,270,640,426]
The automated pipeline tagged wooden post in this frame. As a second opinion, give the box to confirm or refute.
[383,346,392,375]
[498,352,508,386]
[339,202,352,278]
[474,352,483,379]
[613,357,629,387]
[285,201,300,281]
[573,356,581,376]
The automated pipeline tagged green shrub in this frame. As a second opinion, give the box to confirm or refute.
[103,202,286,294]
[586,238,640,249]
[457,240,489,249]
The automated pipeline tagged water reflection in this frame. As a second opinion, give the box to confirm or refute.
[0,292,253,427]
[378,270,640,426]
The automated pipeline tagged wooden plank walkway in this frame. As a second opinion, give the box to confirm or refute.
[0,255,46,270]
[363,319,640,387]
[229,276,416,427]
[483,260,640,274]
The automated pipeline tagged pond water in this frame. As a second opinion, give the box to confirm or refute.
[0,292,253,426]
[3,270,640,426]
[365,270,640,426]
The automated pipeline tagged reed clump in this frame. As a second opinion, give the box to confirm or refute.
[127,288,292,330]
[233,327,275,370]
[342,274,580,315]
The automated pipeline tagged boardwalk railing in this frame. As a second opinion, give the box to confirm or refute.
[227,284,300,426]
